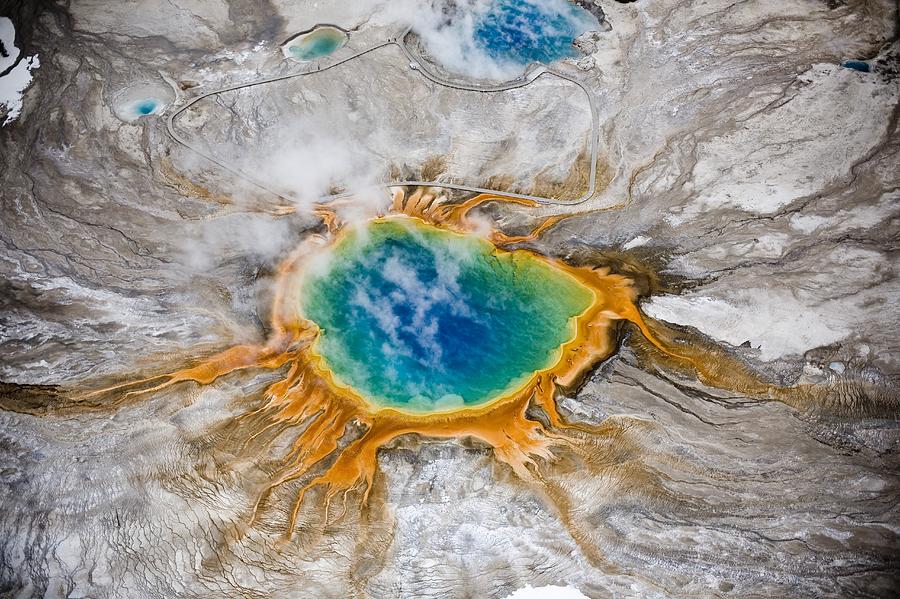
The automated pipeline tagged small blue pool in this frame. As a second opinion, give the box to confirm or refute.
[842,60,870,73]
[113,81,174,123]
[136,99,158,115]
[127,97,164,119]
[474,0,598,67]
[284,26,348,62]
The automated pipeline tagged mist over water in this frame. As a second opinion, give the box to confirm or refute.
[474,0,596,65]
[409,0,598,80]
[3,1,898,596]
[135,99,159,115]
[301,219,592,411]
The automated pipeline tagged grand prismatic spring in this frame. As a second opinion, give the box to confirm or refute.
[73,187,891,538]
[2,1,899,597]
[82,190,679,520]
[301,218,594,413]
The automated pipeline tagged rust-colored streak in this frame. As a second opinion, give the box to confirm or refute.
[83,187,826,538]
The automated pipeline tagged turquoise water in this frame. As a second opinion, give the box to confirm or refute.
[288,28,346,61]
[842,60,870,73]
[474,0,598,67]
[124,97,163,120]
[136,100,158,115]
[301,219,593,412]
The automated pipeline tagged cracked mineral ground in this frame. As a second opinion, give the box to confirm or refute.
[1,1,899,598]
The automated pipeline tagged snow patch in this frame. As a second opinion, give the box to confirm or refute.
[0,18,39,126]
[668,64,898,223]
[790,194,897,235]
[0,17,20,72]
[504,585,589,599]
[644,290,850,361]
[789,213,830,234]
[0,54,39,126]
[623,235,650,250]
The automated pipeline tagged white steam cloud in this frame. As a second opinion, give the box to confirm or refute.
[249,117,384,208]
[375,0,598,80]
[176,106,391,271]
[173,0,595,280]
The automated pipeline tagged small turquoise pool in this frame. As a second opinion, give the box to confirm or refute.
[300,219,593,413]
[474,0,598,67]
[842,60,870,73]
[284,26,347,61]
[127,97,163,119]
[113,81,174,123]
[136,100,158,115]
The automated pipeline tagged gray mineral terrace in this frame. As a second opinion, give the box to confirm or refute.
[0,1,898,598]
[167,27,600,205]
